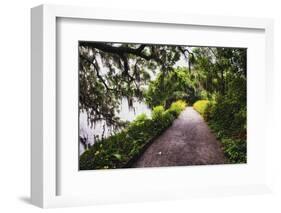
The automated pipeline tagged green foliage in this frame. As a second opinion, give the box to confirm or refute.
[192,47,246,96]
[145,67,198,109]
[207,95,247,164]
[134,113,149,123]
[221,138,247,163]
[151,106,165,120]
[209,76,246,138]
[168,100,187,117]
[194,76,246,164]
[79,101,187,170]
[193,100,210,118]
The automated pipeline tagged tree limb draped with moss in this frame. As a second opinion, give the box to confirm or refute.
[79,42,190,129]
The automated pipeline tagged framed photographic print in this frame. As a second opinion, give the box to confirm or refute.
[31,4,274,208]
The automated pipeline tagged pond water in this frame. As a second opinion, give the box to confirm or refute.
[79,98,151,155]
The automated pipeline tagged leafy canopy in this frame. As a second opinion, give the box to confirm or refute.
[145,67,198,108]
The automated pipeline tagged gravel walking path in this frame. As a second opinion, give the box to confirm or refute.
[132,107,225,168]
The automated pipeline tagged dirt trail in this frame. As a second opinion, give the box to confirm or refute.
[132,107,225,168]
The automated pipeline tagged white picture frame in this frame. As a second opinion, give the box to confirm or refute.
[31,4,274,208]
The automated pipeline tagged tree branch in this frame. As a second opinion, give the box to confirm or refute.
[79,42,163,64]
[80,55,114,91]
[179,47,194,72]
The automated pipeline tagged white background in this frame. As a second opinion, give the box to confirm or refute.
[0,0,281,212]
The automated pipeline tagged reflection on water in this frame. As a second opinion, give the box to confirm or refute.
[79,98,151,155]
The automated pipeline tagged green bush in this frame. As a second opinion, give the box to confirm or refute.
[221,138,247,163]
[209,97,246,138]
[151,106,165,120]
[168,100,187,117]
[193,100,211,120]
[80,100,187,170]
[134,113,149,123]
[207,95,246,164]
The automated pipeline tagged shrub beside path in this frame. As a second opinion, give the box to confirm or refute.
[132,107,225,167]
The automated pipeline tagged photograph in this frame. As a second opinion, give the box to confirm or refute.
[78,42,247,170]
